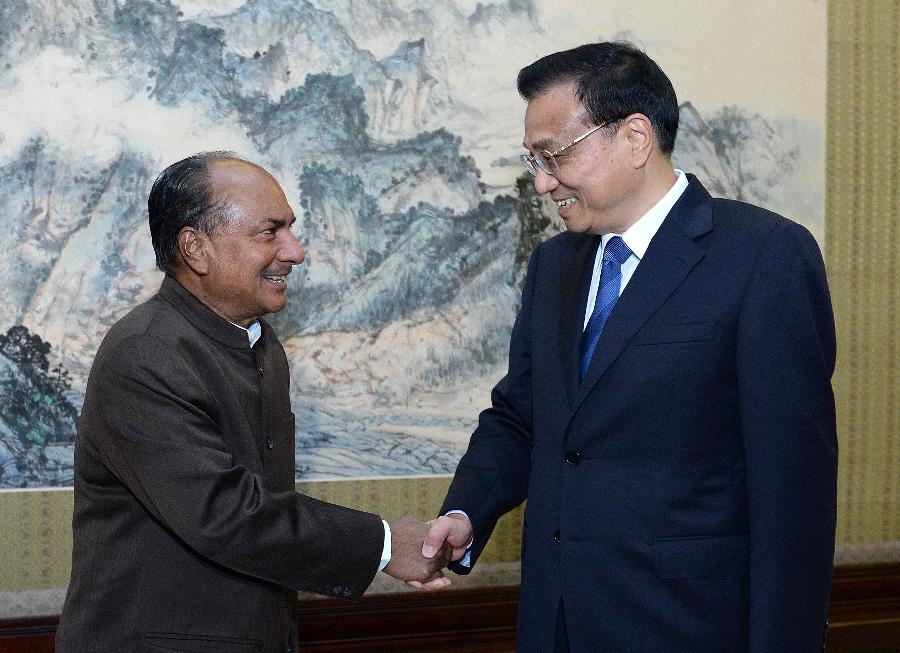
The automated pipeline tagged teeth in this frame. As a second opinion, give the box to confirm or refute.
[556,198,577,208]
[264,275,286,283]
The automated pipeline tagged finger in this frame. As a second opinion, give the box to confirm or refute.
[407,568,442,590]
[418,572,451,591]
[422,517,452,558]
[422,577,452,591]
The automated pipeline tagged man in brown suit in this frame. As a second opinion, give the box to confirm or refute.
[56,153,449,652]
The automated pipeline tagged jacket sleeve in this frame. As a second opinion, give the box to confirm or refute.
[736,220,837,652]
[84,337,384,599]
[440,243,541,572]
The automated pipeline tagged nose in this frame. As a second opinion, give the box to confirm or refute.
[533,168,559,195]
[279,230,305,265]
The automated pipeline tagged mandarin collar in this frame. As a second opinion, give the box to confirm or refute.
[156,275,255,350]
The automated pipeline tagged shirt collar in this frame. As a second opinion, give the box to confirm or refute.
[601,169,689,259]
[230,320,262,348]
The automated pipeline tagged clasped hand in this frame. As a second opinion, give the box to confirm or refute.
[383,513,474,591]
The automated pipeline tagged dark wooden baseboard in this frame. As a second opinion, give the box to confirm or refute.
[2,563,899,653]
[828,562,900,652]
[0,616,58,653]
[296,586,518,652]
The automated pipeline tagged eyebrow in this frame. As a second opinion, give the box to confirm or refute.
[524,138,555,152]
[265,216,297,228]
[526,108,593,153]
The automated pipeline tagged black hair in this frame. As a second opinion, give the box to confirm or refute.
[517,42,679,155]
[147,151,239,274]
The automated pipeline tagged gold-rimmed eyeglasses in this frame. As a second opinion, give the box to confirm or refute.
[520,119,614,177]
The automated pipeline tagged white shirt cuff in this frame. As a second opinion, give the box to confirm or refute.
[378,519,391,572]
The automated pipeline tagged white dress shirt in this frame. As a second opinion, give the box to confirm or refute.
[583,169,688,326]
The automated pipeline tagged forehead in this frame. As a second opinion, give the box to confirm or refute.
[523,81,586,150]
[209,160,292,219]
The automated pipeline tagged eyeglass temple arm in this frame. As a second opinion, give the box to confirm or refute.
[556,122,606,153]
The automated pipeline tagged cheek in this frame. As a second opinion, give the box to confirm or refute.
[554,163,588,191]
[564,152,606,188]
[585,156,628,197]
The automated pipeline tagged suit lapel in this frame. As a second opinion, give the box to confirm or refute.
[570,175,715,416]
[557,235,600,407]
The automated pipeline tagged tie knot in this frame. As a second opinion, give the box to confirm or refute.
[603,236,632,267]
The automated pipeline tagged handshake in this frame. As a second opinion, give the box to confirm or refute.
[382,513,474,591]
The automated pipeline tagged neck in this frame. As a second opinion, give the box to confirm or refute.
[170,269,256,327]
[614,160,678,234]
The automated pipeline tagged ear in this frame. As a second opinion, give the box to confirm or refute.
[177,227,209,276]
[623,113,654,169]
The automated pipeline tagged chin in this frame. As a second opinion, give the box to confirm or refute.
[566,210,611,236]
[562,218,592,234]
[262,299,288,315]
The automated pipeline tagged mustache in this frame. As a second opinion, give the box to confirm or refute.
[262,265,294,277]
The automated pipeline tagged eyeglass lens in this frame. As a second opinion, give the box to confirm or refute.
[520,152,557,176]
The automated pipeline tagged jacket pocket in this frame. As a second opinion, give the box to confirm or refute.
[651,533,749,579]
[145,632,263,653]
[631,319,717,345]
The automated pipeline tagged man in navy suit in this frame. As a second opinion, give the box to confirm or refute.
[420,42,837,652]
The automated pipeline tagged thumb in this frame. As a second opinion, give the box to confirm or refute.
[421,518,450,558]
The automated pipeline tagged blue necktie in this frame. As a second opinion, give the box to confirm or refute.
[579,236,633,381]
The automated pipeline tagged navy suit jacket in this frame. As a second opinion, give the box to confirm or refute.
[442,175,837,652]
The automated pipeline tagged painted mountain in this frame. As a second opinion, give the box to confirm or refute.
[0,0,823,487]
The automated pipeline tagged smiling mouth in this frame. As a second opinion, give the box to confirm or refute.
[262,274,287,284]
[556,198,577,208]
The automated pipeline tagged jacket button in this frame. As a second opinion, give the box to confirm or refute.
[332,585,343,595]
[266,438,275,449]
[553,529,560,542]
[565,451,580,465]
[342,587,353,597]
